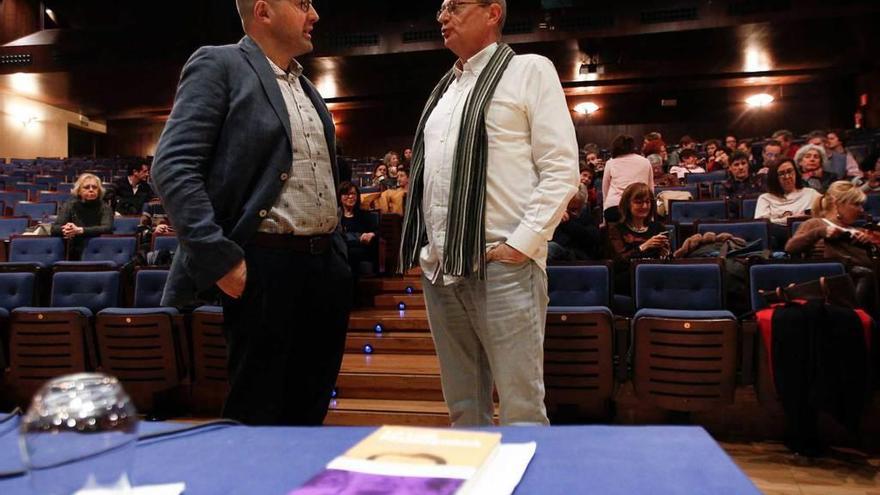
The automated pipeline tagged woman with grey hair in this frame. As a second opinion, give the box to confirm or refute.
[795,143,836,193]
[51,173,113,259]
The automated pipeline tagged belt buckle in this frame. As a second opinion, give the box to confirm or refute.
[309,236,324,255]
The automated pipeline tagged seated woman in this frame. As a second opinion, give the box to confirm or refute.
[371,162,388,189]
[51,173,113,260]
[721,151,765,198]
[796,144,837,193]
[755,158,821,249]
[785,181,877,313]
[607,182,670,295]
[338,181,379,277]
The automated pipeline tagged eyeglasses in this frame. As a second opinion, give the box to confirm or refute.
[296,0,313,13]
[341,191,357,197]
[777,169,796,177]
[436,1,490,20]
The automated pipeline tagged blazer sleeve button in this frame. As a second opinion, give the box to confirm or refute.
[258,209,268,218]
[280,173,289,181]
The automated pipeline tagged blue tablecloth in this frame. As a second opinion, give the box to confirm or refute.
[0,413,759,494]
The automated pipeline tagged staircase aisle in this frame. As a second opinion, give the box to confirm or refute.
[325,276,451,427]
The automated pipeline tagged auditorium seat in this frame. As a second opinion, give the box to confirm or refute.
[864,192,880,220]
[0,191,28,215]
[545,264,615,421]
[190,305,228,415]
[684,170,727,184]
[740,197,759,220]
[54,235,137,269]
[669,199,728,227]
[112,216,142,235]
[0,218,29,241]
[6,271,120,405]
[631,262,738,411]
[0,272,36,370]
[37,191,72,206]
[152,234,179,253]
[96,269,187,413]
[13,201,57,223]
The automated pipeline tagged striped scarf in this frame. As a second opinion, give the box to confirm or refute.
[398,43,515,278]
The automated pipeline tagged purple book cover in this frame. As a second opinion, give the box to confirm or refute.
[289,468,464,495]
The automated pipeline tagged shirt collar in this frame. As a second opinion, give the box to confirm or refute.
[453,42,499,80]
[267,56,303,80]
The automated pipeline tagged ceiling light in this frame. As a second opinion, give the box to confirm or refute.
[745,93,774,107]
[574,102,599,115]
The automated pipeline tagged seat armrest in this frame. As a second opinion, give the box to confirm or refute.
[740,318,757,385]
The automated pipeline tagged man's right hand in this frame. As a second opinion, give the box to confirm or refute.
[217,258,247,299]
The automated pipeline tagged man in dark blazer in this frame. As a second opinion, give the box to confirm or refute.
[152,0,351,426]
[111,163,154,214]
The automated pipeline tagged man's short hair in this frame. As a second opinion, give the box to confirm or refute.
[487,0,507,34]
[764,139,783,150]
[730,151,750,164]
[127,163,146,176]
[644,131,662,142]
[236,0,256,24]
[679,135,695,146]
[772,129,793,141]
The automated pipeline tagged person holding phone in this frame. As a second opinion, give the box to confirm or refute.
[607,182,670,296]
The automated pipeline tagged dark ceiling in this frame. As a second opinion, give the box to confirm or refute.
[1,0,878,120]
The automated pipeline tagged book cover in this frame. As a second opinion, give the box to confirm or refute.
[290,426,502,495]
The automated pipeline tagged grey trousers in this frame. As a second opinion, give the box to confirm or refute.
[422,260,550,426]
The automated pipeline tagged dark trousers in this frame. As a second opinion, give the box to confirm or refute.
[221,237,352,425]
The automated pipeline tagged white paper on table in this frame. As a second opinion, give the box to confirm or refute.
[461,442,537,495]
[74,482,185,495]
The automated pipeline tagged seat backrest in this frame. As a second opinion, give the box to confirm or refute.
[37,191,71,205]
[0,217,29,241]
[547,265,610,307]
[13,201,57,221]
[56,183,74,194]
[670,200,727,224]
[635,263,724,310]
[696,221,770,250]
[0,190,28,206]
[741,198,759,219]
[865,193,880,220]
[51,271,120,312]
[152,235,179,253]
[685,170,727,184]
[8,236,65,264]
[112,216,142,235]
[134,270,169,308]
[748,262,846,311]
[81,236,137,266]
[0,272,35,310]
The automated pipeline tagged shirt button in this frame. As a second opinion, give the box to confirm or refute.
[280,172,289,181]
[258,209,268,218]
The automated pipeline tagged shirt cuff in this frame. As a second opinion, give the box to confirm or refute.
[506,223,546,261]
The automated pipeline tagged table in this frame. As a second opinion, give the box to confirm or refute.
[0,413,759,494]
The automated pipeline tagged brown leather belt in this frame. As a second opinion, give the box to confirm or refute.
[250,233,333,255]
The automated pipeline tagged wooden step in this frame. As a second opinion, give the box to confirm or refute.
[373,294,426,309]
[346,332,436,355]
[349,309,429,332]
[380,278,423,293]
[325,398,450,427]
[337,354,443,401]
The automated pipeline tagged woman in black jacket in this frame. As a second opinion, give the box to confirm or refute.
[52,173,113,259]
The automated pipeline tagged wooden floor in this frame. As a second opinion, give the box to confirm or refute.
[722,441,880,494]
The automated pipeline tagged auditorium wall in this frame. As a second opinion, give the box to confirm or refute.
[0,91,107,159]
[0,0,40,45]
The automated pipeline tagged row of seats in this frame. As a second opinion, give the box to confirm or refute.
[0,216,150,241]
[0,269,223,415]
[543,261,846,419]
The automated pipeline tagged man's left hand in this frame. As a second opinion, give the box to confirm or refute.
[487,243,528,264]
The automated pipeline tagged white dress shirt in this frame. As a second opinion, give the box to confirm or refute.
[421,43,579,284]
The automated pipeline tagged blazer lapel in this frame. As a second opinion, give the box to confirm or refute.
[239,36,292,146]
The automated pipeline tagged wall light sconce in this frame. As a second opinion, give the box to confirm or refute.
[745,93,774,108]
[574,102,600,115]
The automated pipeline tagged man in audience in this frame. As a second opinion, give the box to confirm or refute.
[399,0,578,426]
[376,167,408,215]
[772,129,799,158]
[152,0,351,426]
[722,151,764,197]
[757,139,784,174]
[112,163,155,215]
[402,147,413,167]
[667,134,696,167]
[548,185,599,262]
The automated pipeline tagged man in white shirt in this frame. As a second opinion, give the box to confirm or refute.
[399,0,578,426]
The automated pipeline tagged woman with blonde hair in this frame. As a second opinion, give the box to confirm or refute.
[51,173,113,259]
[786,180,877,312]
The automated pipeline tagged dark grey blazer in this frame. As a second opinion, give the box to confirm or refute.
[152,36,339,307]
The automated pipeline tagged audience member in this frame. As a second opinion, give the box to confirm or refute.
[721,151,764,198]
[371,162,389,188]
[796,144,837,193]
[853,155,880,193]
[402,148,413,167]
[825,130,862,178]
[338,181,379,276]
[52,173,113,260]
[667,135,696,167]
[643,139,668,167]
[724,134,738,151]
[785,181,877,313]
[607,182,670,295]
[602,135,654,223]
[583,143,605,175]
[578,162,599,209]
[756,158,820,225]
[712,147,732,171]
[668,149,705,178]
[548,185,600,262]
[757,139,784,173]
[112,163,155,215]
[772,129,799,158]
[375,168,409,215]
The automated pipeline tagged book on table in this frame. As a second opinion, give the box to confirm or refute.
[289,425,535,495]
